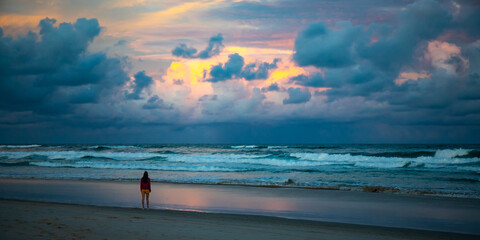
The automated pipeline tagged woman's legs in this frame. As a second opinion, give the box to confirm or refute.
[141,191,145,209]
[146,192,149,209]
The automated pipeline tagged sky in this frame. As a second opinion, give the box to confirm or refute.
[0,0,479,144]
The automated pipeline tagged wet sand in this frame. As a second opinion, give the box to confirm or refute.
[1,178,480,237]
[1,199,478,240]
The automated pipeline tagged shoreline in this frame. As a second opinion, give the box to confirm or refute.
[1,178,480,235]
[1,177,475,200]
[1,199,478,240]
[1,143,479,200]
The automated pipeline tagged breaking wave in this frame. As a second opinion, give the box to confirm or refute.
[0,144,479,198]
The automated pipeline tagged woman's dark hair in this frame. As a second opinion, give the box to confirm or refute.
[142,171,149,183]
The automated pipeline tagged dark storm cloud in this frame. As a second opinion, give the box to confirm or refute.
[458,45,480,100]
[68,85,101,104]
[208,0,412,23]
[2,1,480,144]
[126,71,153,100]
[283,88,311,104]
[290,74,324,88]
[142,95,173,110]
[0,17,130,114]
[198,95,218,102]
[241,58,280,81]
[282,0,480,137]
[172,33,224,59]
[293,22,363,68]
[171,44,197,58]
[291,63,380,91]
[291,0,480,106]
[293,0,452,70]
[207,53,244,82]
[360,0,452,71]
[261,83,280,92]
[207,54,279,82]
[197,34,224,59]
[454,5,480,39]
[204,0,413,49]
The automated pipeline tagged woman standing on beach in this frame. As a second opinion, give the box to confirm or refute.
[140,171,151,209]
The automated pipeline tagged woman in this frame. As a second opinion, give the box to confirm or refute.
[140,171,151,209]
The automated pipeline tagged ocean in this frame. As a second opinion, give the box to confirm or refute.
[1,144,479,198]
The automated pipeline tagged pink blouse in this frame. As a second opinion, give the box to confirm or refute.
[140,178,151,191]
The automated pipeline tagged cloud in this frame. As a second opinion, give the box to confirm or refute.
[290,74,324,88]
[293,22,362,68]
[197,33,224,58]
[199,94,218,102]
[142,95,173,110]
[290,0,480,110]
[171,43,198,58]
[394,71,431,86]
[261,82,280,92]
[455,4,480,39]
[291,62,378,91]
[1,1,480,144]
[283,87,311,104]
[241,58,280,80]
[233,88,266,117]
[115,39,128,46]
[426,40,468,75]
[198,82,268,121]
[293,0,454,71]
[207,53,244,82]
[173,79,184,85]
[0,17,129,114]
[172,33,224,59]
[370,41,480,110]
[207,54,280,82]
[383,70,459,109]
[126,71,153,100]
[360,0,452,71]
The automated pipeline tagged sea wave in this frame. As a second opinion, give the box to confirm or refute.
[0,151,161,161]
[29,161,255,172]
[290,152,479,169]
[0,161,31,166]
[231,145,261,149]
[1,144,478,198]
[267,146,288,149]
[0,144,41,148]
[360,151,435,158]
[1,149,479,171]
[434,149,471,158]
[88,145,142,150]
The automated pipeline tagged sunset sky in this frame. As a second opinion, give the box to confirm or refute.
[0,0,479,143]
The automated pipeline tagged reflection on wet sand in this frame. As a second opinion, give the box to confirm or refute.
[1,178,480,235]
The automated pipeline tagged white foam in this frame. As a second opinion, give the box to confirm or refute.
[30,161,244,172]
[291,152,479,169]
[0,151,161,161]
[231,145,258,149]
[291,153,330,161]
[160,153,332,167]
[1,149,479,171]
[88,145,141,149]
[456,166,480,173]
[434,149,471,158]
[0,145,41,148]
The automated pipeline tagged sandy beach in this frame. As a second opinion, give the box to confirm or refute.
[1,199,478,240]
[0,178,480,239]
[2,178,480,234]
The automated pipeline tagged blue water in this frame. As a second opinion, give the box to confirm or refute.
[0,144,479,198]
